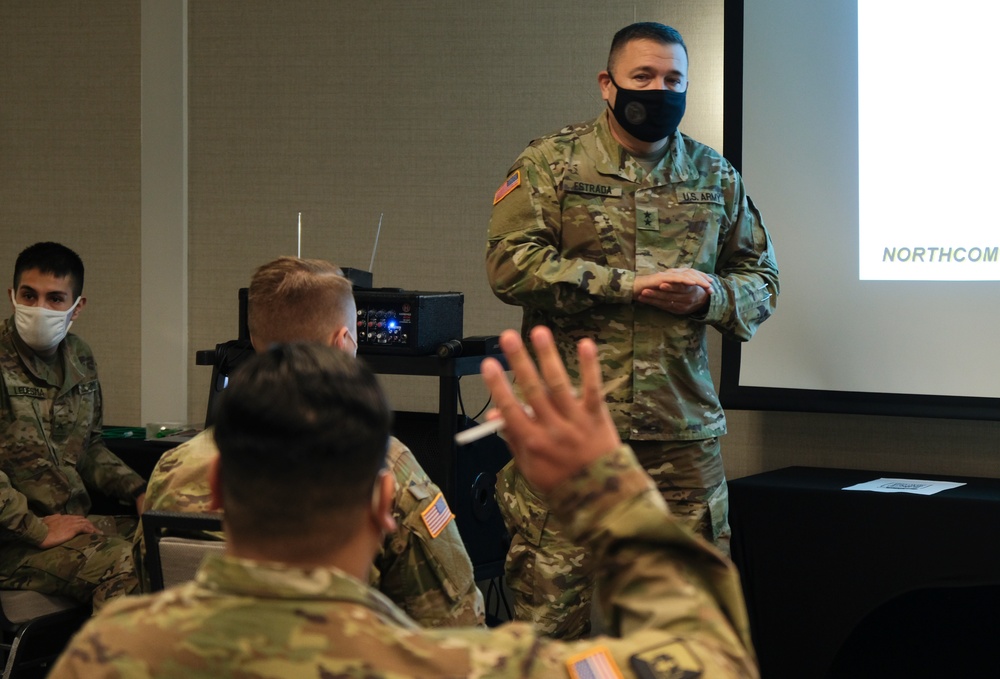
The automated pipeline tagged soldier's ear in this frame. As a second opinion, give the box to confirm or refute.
[370,469,396,535]
[70,296,87,322]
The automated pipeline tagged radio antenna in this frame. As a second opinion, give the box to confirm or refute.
[369,212,383,273]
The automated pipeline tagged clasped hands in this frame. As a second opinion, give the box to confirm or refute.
[633,267,712,315]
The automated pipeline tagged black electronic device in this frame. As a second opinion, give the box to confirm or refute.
[355,289,463,355]
[435,335,501,358]
[341,267,373,289]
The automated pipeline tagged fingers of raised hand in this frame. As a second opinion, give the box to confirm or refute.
[576,337,603,412]
[487,330,539,431]
[529,326,578,413]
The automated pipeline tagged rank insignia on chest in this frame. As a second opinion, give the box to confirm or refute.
[420,492,454,538]
[637,207,659,231]
[493,170,521,205]
[567,646,624,679]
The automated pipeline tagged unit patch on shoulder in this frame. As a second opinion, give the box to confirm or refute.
[420,492,454,538]
[407,481,431,502]
[629,640,704,679]
[493,170,521,205]
[78,380,99,394]
[566,646,624,679]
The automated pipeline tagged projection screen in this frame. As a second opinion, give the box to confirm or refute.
[720,0,999,420]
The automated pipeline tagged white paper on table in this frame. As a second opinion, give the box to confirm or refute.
[842,478,966,495]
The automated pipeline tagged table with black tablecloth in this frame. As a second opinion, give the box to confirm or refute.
[729,466,1000,679]
[88,433,180,515]
[104,434,180,480]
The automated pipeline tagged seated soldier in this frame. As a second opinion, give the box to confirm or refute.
[0,242,145,610]
[51,331,757,678]
[134,257,483,627]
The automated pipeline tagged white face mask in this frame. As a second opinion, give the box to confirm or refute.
[10,290,81,354]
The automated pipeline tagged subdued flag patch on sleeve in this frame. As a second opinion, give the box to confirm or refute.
[567,646,624,679]
[629,640,704,678]
[420,492,454,538]
[493,170,521,205]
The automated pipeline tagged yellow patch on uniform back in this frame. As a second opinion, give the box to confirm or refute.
[493,170,521,205]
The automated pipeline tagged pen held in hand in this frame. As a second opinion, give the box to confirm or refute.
[456,379,614,446]
[454,405,535,447]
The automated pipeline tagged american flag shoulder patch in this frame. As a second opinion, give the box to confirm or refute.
[493,170,521,205]
[420,492,454,538]
[566,646,624,679]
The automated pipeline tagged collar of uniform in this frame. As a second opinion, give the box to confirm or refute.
[195,553,418,628]
[2,315,90,393]
[593,109,699,185]
[2,315,58,385]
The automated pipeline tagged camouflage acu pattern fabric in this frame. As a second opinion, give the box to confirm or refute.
[497,439,730,638]
[486,110,778,442]
[373,436,484,627]
[496,458,595,639]
[137,428,484,627]
[486,110,777,637]
[0,317,145,608]
[131,429,225,590]
[0,516,138,610]
[50,446,758,679]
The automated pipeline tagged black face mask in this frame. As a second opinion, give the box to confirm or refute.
[606,72,686,143]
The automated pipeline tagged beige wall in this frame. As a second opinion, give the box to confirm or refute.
[184,0,723,426]
[0,1,142,426]
[3,1,997,480]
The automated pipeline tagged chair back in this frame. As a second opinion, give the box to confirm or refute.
[141,510,225,591]
[0,590,88,679]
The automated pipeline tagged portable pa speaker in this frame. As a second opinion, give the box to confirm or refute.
[355,290,463,355]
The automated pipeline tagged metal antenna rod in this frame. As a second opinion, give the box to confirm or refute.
[369,212,383,273]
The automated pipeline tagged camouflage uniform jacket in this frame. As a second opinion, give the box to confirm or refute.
[0,317,145,545]
[487,110,779,441]
[51,446,758,678]
[137,428,484,627]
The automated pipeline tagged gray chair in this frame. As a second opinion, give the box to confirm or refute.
[141,510,225,591]
[0,589,88,679]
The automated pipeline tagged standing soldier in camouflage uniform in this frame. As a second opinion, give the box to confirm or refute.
[0,242,146,609]
[134,256,484,627]
[50,329,758,678]
[486,22,779,638]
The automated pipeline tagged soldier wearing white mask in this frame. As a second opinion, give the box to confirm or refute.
[0,242,146,610]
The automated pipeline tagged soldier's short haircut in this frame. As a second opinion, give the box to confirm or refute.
[607,22,687,73]
[213,342,391,544]
[247,257,354,350]
[13,242,85,299]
